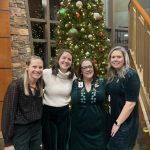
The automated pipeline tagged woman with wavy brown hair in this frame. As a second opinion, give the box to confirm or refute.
[70,58,109,150]
[42,49,75,150]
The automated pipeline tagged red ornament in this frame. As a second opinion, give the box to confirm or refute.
[99,32,104,37]
[76,12,80,18]
[92,59,97,64]
[99,48,105,53]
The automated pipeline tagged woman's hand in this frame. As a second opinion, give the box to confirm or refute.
[4,145,15,150]
[111,123,120,137]
[111,101,136,137]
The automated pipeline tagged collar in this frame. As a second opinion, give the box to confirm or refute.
[57,69,71,79]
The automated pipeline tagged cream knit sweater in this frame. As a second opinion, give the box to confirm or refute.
[43,68,74,107]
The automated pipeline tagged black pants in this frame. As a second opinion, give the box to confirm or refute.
[42,105,70,150]
[13,120,42,150]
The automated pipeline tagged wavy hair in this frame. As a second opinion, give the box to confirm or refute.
[107,46,130,83]
[24,55,43,96]
[52,49,74,79]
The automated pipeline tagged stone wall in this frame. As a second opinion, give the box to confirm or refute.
[9,0,31,79]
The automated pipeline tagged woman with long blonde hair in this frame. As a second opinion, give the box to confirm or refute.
[2,56,43,150]
[106,46,140,150]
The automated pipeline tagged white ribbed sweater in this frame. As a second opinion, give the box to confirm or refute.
[43,68,74,107]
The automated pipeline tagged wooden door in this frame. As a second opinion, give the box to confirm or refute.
[0,0,12,129]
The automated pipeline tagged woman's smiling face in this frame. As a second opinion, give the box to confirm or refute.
[58,51,72,73]
[26,59,43,82]
[81,60,94,80]
[110,50,125,70]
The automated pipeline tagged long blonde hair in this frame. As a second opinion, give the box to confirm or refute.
[24,55,43,96]
[107,46,130,83]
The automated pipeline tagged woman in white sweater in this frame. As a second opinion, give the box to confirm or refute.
[42,49,75,150]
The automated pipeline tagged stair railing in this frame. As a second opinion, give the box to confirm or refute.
[128,0,150,134]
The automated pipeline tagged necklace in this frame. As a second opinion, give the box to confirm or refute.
[29,85,37,90]
[80,79,99,104]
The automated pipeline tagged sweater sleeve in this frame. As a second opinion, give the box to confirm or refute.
[1,80,19,147]
[124,69,140,102]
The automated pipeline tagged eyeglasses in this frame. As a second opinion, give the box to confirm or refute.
[81,65,93,70]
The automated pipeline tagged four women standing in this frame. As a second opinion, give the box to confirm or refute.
[2,46,140,150]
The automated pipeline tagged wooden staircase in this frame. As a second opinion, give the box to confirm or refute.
[129,0,150,149]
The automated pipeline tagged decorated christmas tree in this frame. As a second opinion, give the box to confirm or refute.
[55,0,110,76]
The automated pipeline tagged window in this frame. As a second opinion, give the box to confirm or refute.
[26,0,60,67]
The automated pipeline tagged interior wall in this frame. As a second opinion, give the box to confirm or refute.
[0,0,12,129]
[114,0,130,28]
[103,0,130,28]
[102,0,110,28]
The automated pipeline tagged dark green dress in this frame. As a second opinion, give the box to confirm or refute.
[70,78,109,150]
[106,68,140,150]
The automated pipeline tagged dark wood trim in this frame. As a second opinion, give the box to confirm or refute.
[25,0,59,67]
[30,18,46,23]
[50,40,56,44]
[50,20,59,24]
[33,39,47,43]
[44,0,51,67]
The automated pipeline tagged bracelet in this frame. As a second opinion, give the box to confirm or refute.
[115,120,120,126]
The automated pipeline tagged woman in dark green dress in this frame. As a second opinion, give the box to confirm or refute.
[70,58,109,150]
[106,46,140,150]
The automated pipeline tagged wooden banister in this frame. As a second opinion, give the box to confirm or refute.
[130,0,150,26]
[128,0,150,137]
